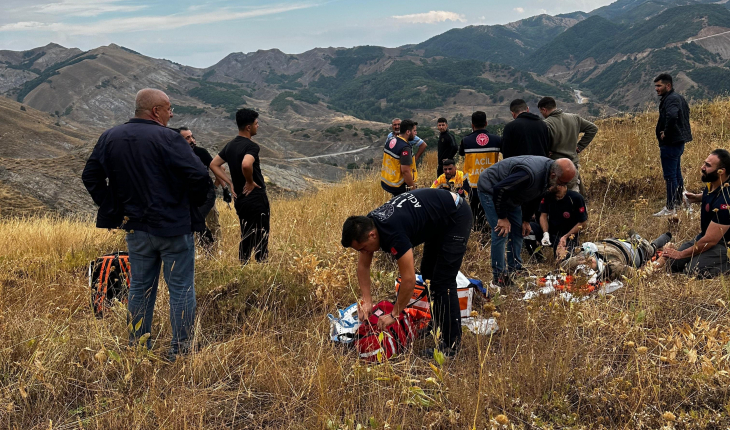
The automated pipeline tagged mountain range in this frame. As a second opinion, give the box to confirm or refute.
[1,0,729,214]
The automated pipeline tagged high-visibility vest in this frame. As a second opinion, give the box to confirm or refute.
[381,136,414,188]
[461,130,501,187]
[431,170,467,191]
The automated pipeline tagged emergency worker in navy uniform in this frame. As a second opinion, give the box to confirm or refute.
[459,111,502,235]
[341,188,472,358]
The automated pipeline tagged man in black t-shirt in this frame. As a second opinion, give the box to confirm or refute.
[341,188,472,357]
[179,126,219,248]
[664,149,730,277]
[210,109,270,263]
[524,185,588,259]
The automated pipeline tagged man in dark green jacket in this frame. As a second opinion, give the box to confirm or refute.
[538,97,598,196]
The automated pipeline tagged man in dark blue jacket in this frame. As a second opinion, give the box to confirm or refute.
[654,73,693,217]
[82,88,211,361]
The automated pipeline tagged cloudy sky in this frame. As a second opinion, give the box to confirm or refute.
[0,0,615,68]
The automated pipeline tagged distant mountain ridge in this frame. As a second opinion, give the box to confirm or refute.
[2,0,730,213]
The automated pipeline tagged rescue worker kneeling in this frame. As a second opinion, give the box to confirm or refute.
[563,232,672,281]
[341,188,472,358]
[524,184,587,260]
[431,159,470,199]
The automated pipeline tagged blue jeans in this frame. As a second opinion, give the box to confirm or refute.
[479,193,524,278]
[125,231,196,353]
[660,143,685,209]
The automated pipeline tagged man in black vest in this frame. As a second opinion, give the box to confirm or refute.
[478,156,576,292]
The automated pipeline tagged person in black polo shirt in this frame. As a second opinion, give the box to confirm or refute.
[524,185,588,259]
[210,108,270,263]
[341,188,472,357]
[663,149,730,277]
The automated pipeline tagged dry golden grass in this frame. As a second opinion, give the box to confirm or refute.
[3,99,730,429]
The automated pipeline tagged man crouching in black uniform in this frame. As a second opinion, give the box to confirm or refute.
[341,188,472,357]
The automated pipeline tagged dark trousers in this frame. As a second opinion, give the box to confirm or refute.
[469,188,488,234]
[235,193,270,263]
[197,185,217,248]
[437,164,444,178]
[524,222,580,256]
[381,182,407,197]
[669,239,729,278]
[420,201,472,350]
[660,143,685,209]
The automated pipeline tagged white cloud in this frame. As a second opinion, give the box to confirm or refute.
[37,0,147,17]
[514,7,525,13]
[0,3,316,35]
[392,10,466,25]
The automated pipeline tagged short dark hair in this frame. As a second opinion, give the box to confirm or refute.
[178,126,190,132]
[399,119,416,134]
[654,73,673,87]
[537,97,556,110]
[471,111,487,129]
[509,99,528,114]
[236,108,259,131]
[341,216,375,248]
[442,158,455,166]
[711,148,730,171]
[437,117,447,124]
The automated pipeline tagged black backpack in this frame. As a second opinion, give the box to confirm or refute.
[88,252,131,318]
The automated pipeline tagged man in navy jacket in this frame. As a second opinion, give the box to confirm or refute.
[82,88,211,361]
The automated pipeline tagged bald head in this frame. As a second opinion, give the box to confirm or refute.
[554,158,577,184]
[134,88,173,126]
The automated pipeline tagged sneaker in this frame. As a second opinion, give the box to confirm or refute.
[653,207,677,217]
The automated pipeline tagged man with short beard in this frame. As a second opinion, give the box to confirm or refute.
[663,149,730,278]
[386,118,427,166]
[477,156,577,292]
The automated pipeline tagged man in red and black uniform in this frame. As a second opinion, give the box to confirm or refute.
[210,109,270,263]
[663,149,730,277]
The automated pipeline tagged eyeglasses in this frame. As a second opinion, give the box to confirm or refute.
[154,105,174,113]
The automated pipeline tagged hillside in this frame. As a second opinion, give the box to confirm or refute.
[3,98,730,428]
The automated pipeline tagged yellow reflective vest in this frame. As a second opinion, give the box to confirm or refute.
[381,136,416,188]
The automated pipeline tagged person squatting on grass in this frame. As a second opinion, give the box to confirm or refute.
[653,73,693,217]
[430,158,470,198]
[342,188,472,357]
[477,156,577,293]
[523,184,588,261]
[82,88,211,361]
[210,108,270,263]
[662,149,730,277]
